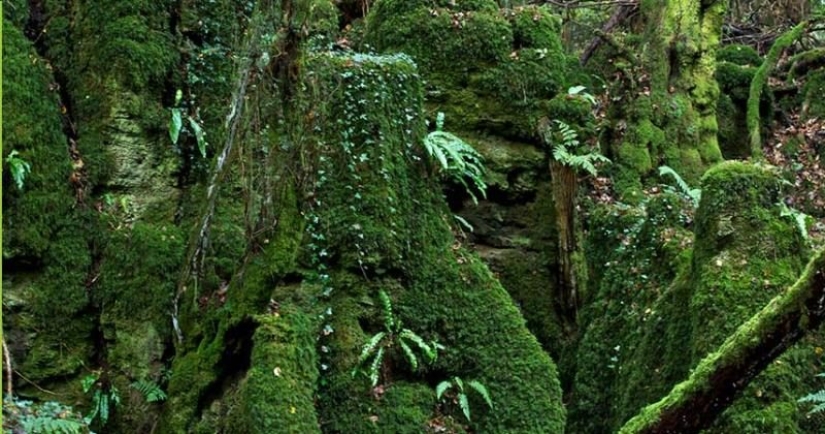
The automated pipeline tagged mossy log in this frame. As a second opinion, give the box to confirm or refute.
[619,248,825,434]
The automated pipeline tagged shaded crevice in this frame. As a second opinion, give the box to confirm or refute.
[194,318,257,419]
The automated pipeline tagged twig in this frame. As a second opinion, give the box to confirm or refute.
[580,4,638,65]
[3,338,12,397]
[11,369,62,396]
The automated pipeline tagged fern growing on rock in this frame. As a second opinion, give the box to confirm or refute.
[423,112,488,204]
[352,290,441,387]
[131,379,168,403]
[436,376,494,422]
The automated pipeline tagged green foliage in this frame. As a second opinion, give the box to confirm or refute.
[3,396,89,434]
[799,376,825,415]
[436,376,494,422]
[658,165,702,208]
[548,120,610,176]
[5,149,31,190]
[131,379,168,403]
[779,202,811,241]
[352,290,441,387]
[81,373,121,428]
[424,112,488,204]
[169,89,208,158]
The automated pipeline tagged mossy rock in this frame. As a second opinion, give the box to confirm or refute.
[365,1,574,140]
[689,161,816,433]
[717,43,762,66]
[2,20,75,259]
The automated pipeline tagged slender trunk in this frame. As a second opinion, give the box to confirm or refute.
[550,160,579,323]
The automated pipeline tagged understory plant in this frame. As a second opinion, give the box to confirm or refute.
[353,290,441,387]
[423,112,488,204]
[798,373,825,415]
[436,376,493,422]
[130,379,168,403]
[3,396,89,433]
[81,373,121,429]
[658,165,701,208]
[5,150,31,190]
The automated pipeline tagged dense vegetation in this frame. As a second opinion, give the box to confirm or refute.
[3,0,825,432]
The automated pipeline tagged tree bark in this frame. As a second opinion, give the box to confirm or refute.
[550,160,579,322]
[619,248,825,434]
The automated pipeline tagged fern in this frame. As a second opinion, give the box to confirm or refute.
[779,203,810,241]
[799,389,825,415]
[131,379,168,403]
[352,290,442,387]
[423,112,488,204]
[6,149,32,190]
[435,377,494,422]
[23,417,85,434]
[658,165,701,207]
[548,120,610,176]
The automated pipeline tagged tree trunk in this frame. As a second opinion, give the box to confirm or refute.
[619,248,825,434]
[609,0,725,197]
[550,160,579,323]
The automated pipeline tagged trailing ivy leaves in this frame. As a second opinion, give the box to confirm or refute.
[168,89,208,158]
[5,150,32,190]
[423,112,488,204]
[436,376,494,422]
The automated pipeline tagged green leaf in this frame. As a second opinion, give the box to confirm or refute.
[188,117,207,158]
[459,393,471,421]
[6,150,32,190]
[398,339,419,372]
[378,290,395,332]
[436,381,452,401]
[400,329,435,363]
[81,375,97,394]
[454,376,464,392]
[469,380,493,409]
[357,331,386,366]
[169,108,183,145]
[369,347,384,387]
[436,111,446,131]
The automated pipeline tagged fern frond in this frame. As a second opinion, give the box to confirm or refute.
[436,381,452,401]
[459,393,471,421]
[378,290,395,332]
[358,331,386,366]
[369,347,385,387]
[468,380,493,409]
[131,380,167,403]
[398,339,419,372]
[400,329,435,363]
[659,165,701,206]
[23,417,85,434]
[799,389,825,403]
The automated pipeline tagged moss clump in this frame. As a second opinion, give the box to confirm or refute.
[569,193,694,433]
[235,311,320,433]
[2,20,75,259]
[717,44,762,66]
[365,1,573,140]
[297,51,565,432]
[688,161,815,432]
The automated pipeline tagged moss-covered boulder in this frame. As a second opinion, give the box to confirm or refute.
[688,161,818,433]
[364,1,571,141]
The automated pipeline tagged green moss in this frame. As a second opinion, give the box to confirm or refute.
[237,311,320,433]
[717,44,762,66]
[688,161,814,432]
[365,0,574,140]
[2,20,75,259]
[802,70,825,120]
[569,193,694,433]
